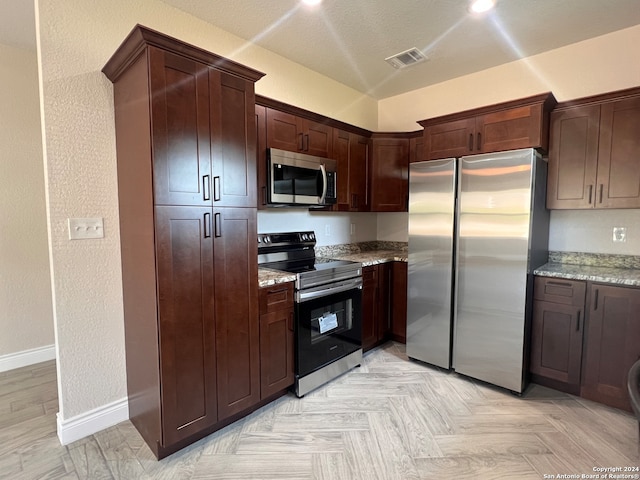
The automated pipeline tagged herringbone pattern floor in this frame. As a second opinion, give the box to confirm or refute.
[1,342,639,479]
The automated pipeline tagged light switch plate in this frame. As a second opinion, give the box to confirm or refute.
[68,217,104,240]
[612,226,627,243]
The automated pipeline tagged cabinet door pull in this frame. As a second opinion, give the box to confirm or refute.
[214,212,222,238]
[203,212,211,238]
[305,134,310,151]
[203,175,211,201]
[288,312,294,331]
[213,176,221,202]
[576,310,581,331]
[476,132,482,151]
[588,184,593,204]
[468,133,473,151]
[593,288,599,310]
[298,133,304,150]
[598,184,603,204]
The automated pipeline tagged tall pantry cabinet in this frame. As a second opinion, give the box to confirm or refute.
[103,25,265,459]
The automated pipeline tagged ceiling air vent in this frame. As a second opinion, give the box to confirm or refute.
[385,47,427,69]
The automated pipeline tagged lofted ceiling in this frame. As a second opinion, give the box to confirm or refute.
[1,1,639,99]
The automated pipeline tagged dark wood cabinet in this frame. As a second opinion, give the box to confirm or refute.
[333,129,369,211]
[255,104,268,209]
[265,108,333,157]
[103,25,265,459]
[361,266,378,351]
[530,277,586,395]
[547,88,640,209]
[390,262,408,343]
[259,283,295,398]
[419,93,556,161]
[370,136,409,212]
[582,284,640,411]
[409,133,425,164]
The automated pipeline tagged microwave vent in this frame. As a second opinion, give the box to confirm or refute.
[385,47,427,69]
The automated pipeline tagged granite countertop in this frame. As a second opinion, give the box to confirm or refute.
[534,252,640,287]
[321,249,407,267]
[258,268,297,288]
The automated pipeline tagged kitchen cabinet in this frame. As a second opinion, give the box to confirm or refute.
[530,276,586,395]
[418,93,556,160]
[256,104,268,209]
[333,128,369,211]
[581,283,640,411]
[547,88,640,209]
[266,108,333,157]
[362,263,394,351]
[103,25,264,459]
[370,135,410,212]
[258,283,295,399]
[390,262,408,343]
[409,133,424,163]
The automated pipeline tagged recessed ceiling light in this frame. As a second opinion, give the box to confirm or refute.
[469,0,496,13]
[302,0,322,5]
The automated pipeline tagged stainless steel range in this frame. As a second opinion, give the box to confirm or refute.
[258,231,363,397]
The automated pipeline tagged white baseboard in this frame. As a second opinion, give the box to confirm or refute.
[0,344,56,372]
[57,397,129,446]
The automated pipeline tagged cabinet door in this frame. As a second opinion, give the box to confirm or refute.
[260,309,294,398]
[409,135,424,163]
[210,71,257,208]
[423,117,475,160]
[155,206,217,445]
[150,48,212,206]
[266,108,300,152]
[391,262,408,343]
[377,262,391,340]
[546,106,600,209]
[370,138,409,212]
[214,207,260,420]
[475,103,545,154]
[530,300,583,393]
[582,284,640,411]
[256,105,268,209]
[361,266,378,351]
[301,118,332,157]
[350,135,370,211]
[333,129,351,211]
[596,96,640,208]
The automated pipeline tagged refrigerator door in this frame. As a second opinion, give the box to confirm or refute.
[406,159,456,368]
[453,149,537,393]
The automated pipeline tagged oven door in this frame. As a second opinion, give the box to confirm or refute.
[295,284,362,377]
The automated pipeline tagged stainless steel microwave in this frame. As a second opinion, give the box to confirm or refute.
[267,148,337,207]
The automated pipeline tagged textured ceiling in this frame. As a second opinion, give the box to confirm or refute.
[2,1,639,99]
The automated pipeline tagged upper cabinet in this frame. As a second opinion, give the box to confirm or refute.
[418,93,556,160]
[370,135,410,212]
[266,108,333,157]
[333,128,370,211]
[547,88,640,209]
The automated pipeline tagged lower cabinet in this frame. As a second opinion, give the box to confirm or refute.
[531,276,640,411]
[258,283,295,398]
[362,262,407,351]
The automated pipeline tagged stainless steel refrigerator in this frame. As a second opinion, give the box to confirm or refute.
[406,148,549,393]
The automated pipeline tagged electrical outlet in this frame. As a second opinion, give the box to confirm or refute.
[68,218,104,240]
[350,223,356,236]
[613,226,627,243]
[325,224,331,236]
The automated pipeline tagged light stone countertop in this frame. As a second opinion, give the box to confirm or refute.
[534,263,640,287]
[320,249,408,267]
[257,268,297,288]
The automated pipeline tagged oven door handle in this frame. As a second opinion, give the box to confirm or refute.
[297,278,362,303]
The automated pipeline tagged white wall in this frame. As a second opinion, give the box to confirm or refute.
[258,210,377,246]
[35,0,378,423]
[378,25,640,255]
[0,42,54,358]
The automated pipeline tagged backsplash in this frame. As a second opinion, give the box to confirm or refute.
[549,251,640,269]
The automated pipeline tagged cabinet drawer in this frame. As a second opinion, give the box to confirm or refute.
[534,276,585,306]
[259,283,294,314]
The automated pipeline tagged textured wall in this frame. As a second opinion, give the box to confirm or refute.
[0,43,54,356]
[36,0,377,420]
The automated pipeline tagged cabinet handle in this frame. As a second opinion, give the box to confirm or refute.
[214,212,222,238]
[298,133,304,150]
[576,310,581,331]
[304,134,310,151]
[288,312,294,331]
[476,132,482,150]
[468,133,473,151]
[203,212,211,238]
[588,185,593,204]
[598,184,603,204]
[351,194,358,209]
[203,175,211,201]
[213,176,221,202]
[593,288,599,310]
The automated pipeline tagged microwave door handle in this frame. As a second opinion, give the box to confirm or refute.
[319,163,328,204]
